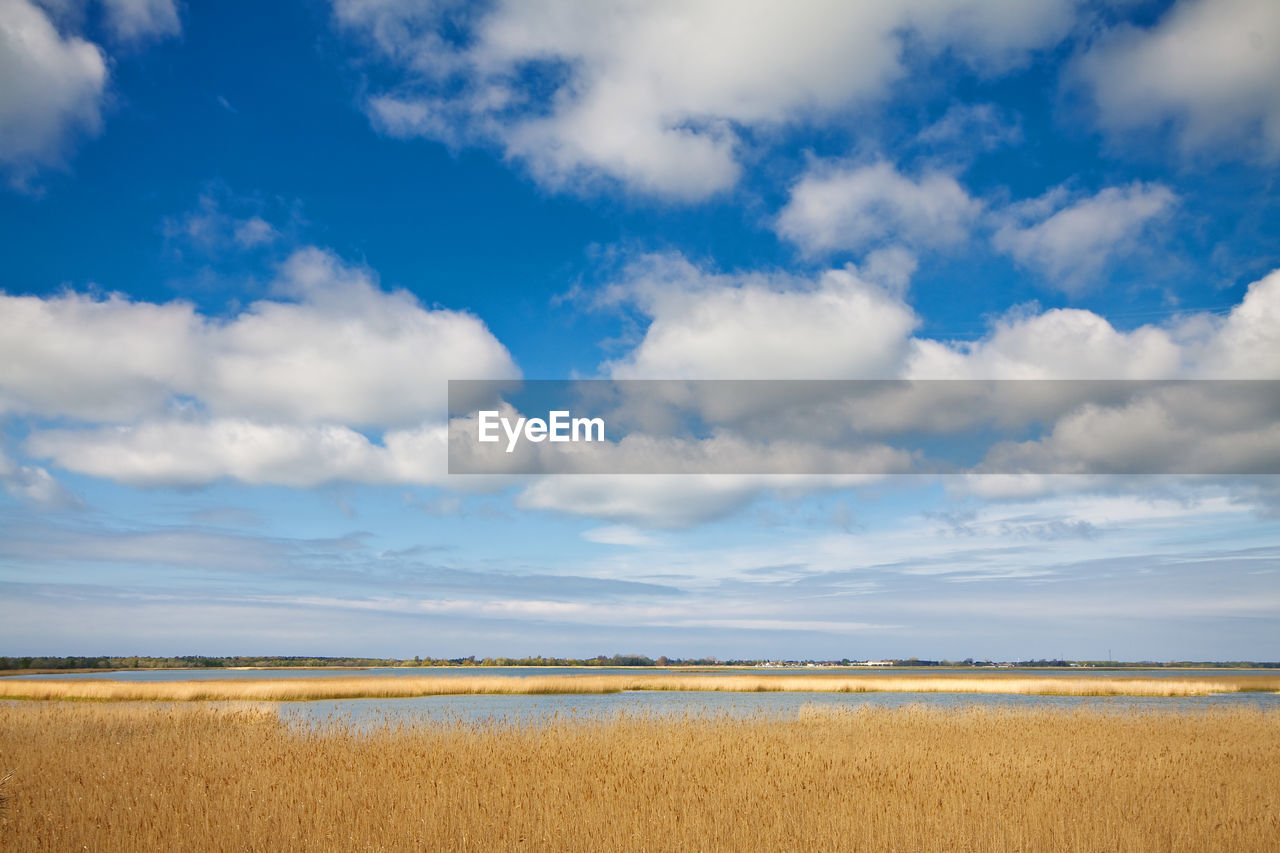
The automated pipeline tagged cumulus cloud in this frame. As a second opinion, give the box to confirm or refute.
[1178,269,1280,378]
[1075,0,1280,158]
[908,306,1185,380]
[0,0,180,184]
[451,406,915,476]
[518,255,1280,525]
[978,386,1280,476]
[599,253,918,379]
[26,420,452,488]
[594,251,1277,385]
[991,182,1178,292]
[906,272,1280,486]
[13,244,1280,523]
[0,0,106,180]
[203,248,520,425]
[99,0,181,44]
[0,247,519,425]
[0,288,202,422]
[7,248,518,488]
[333,0,1078,199]
[910,268,1280,380]
[775,160,981,255]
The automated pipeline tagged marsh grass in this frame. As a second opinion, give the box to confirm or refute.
[0,672,1277,702]
[0,701,1276,851]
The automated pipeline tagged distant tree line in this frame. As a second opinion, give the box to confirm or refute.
[419,654,727,667]
[0,656,404,671]
[3,655,1276,672]
[0,654,715,671]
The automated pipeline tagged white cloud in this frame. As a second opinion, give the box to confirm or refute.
[600,253,918,379]
[0,0,179,184]
[908,307,1184,380]
[99,0,181,44]
[0,247,519,426]
[991,182,1177,292]
[0,448,78,508]
[28,420,382,488]
[334,0,1078,199]
[775,160,981,255]
[594,244,1267,399]
[978,387,1280,476]
[203,248,520,425]
[8,247,521,489]
[0,288,202,421]
[910,267,1280,380]
[0,0,106,180]
[516,256,1280,526]
[13,243,1280,523]
[451,408,914,477]
[1179,268,1280,378]
[26,419,452,488]
[1075,0,1280,158]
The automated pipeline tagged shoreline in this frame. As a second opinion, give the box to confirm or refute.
[3,672,1278,702]
[5,663,1279,679]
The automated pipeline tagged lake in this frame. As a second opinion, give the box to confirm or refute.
[8,666,1278,726]
[285,689,1280,728]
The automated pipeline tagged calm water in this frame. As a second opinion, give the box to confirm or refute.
[286,689,1280,729]
[9,666,1279,681]
[6,666,1277,726]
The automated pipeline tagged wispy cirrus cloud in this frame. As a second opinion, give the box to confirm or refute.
[162,187,293,254]
[100,0,181,45]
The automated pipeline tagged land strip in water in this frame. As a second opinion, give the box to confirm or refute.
[2,671,1277,701]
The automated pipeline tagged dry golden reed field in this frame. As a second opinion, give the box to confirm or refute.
[1,700,1278,852]
[2,671,1279,701]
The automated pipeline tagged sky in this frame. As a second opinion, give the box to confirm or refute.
[1,0,1278,661]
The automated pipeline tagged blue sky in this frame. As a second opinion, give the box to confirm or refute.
[1,0,1278,660]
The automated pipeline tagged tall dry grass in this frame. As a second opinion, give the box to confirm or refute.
[0,701,1276,851]
[1,672,1276,701]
